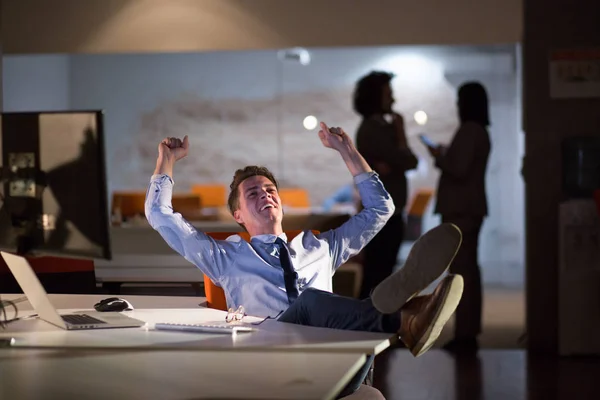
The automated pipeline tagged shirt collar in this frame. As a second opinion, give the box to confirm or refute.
[251,232,288,244]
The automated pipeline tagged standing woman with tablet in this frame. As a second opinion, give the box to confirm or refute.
[424,82,492,354]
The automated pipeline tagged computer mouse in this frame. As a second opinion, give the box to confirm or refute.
[94,297,134,312]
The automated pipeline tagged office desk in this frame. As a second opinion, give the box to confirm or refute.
[0,348,366,400]
[0,294,393,355]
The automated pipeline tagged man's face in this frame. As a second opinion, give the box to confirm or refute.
[381,83,394,113]
[233,175,283,235]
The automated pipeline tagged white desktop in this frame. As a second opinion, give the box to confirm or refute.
[0,292,393,400]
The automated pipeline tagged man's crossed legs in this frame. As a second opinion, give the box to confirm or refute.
[279,222,463,356]
[278,223,464,396]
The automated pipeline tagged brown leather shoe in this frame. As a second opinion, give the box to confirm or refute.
[372,223,462,314]
[398,274,464,357]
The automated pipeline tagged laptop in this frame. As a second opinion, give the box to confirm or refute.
[1,251,146,330]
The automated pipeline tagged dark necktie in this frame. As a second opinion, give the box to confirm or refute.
[275,237,300,304]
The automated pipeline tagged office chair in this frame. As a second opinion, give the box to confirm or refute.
[202,230,318,311]
[190,184,227,208]
[404,188,434,241]
[278,188,311,209]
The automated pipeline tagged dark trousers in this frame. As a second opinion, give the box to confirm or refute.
[278,288,400,398]
[359,214,404,299]
[442,215,484,339]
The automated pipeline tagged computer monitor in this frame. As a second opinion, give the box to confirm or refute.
[0,111,111,260]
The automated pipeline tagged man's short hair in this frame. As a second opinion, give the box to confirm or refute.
[353,71,394,118]
[228,166,279,215]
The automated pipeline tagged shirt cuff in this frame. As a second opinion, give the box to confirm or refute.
[353,171,376,185]
[151,174,174,184]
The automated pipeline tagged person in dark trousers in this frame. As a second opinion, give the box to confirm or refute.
[147,121,463,397]
[425,82,491,354]
[354,71,419,300]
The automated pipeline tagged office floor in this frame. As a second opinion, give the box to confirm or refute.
[371,287,599,400]
[372,349,600,400]
[369,283,598,400]
[438,287,525,350]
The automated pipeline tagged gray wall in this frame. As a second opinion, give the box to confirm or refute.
[2,55,70,111]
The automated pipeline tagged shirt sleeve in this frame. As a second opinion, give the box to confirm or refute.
[317,172,395,273]
[144,174,232,284]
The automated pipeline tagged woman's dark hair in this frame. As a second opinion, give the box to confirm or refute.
[353,71,394,118]
[458,82,490,127]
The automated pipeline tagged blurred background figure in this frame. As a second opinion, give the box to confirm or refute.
[354,71,418,300]
[424,82,492,354]
[321,183,359,214]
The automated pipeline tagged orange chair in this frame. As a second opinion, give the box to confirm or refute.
[171,193,202,220]
[203,230,318,310]
[112,191,146,219]
[190,184,227,208]
[279,188,310,208]
[404,188,434,241]
[113,191,202,221]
